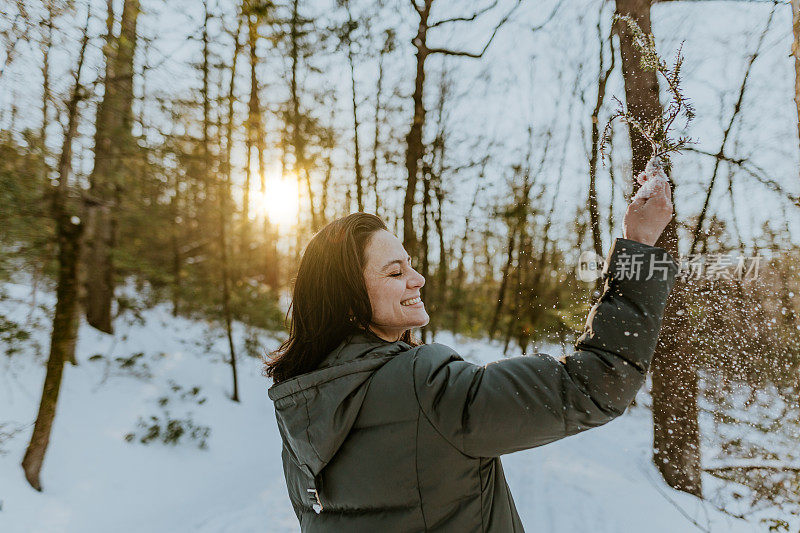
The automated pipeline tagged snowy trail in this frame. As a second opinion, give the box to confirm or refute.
[0,282,753,532]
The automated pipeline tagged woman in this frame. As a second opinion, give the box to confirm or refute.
[266,181,677,532]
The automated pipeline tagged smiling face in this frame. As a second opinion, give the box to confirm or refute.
[362,230,428,342]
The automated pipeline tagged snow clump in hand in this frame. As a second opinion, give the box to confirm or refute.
[632,156,670,201]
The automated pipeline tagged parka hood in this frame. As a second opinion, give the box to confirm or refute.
[267,330,411,481]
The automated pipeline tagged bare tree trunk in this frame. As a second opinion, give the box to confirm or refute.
[22,217,82,491]
[588,9,614,295]
[370,30,392,217]
[522,147,561,351]
[289,0,317,230]
[170,198,181,317]
[493,127,539,342]
[244,11,279,289]
[319,100,336,225]
[607,125,616,238]
[615,0,701,497]
[40,2,77,364]
[222,15,242,403]
[425,71,448,338]
[489,222,517,340]
[420,166,431,343]
[85,0,140,334]
[22,8,90,490]
[403,0,520,260]
[349,55,364,212]
[503,226,524,356]
[793,0,800,163]
[321,153,333,222]
[503,171,531,355]
[201,0,212,190]
[241,12,261,261]
[343,4,364,212]
[433,179,446,337]
[243,128,251,246]
[403,2,431,261]
[201,1,239,403]
[40,5,54,159]
[451,177,483,333]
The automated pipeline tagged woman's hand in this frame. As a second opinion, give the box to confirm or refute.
[623,180,674,247]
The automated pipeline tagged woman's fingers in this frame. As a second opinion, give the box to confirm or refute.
[661,180,672,199]
[661,182,673,210]
[623,177,673,246]
[647,182,672,209]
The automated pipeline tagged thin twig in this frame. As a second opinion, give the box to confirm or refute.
[600,16,695,166]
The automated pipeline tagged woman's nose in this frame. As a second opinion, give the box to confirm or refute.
[409,269,425,288]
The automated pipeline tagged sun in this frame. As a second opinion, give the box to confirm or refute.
[251,170,299,227]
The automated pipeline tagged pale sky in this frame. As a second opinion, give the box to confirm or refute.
[1,0,797,268]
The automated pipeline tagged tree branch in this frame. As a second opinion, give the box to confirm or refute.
[429,1,498,28]
[705,465,800,474]
[427,0,522,58]
[688,4,775,255]
[531,1,562,32]
[684,146,800,205]
[656,0,787,4]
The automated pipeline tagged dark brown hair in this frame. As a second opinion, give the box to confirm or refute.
[264,213,418,384]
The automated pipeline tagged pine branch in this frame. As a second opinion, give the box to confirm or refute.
[600,15,696,167]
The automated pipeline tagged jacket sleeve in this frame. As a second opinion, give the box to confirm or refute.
[411,237,679,458]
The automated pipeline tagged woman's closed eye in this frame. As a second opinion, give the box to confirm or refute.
[389,271,402,277]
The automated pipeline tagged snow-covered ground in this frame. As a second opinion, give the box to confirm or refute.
[0,279,769,532]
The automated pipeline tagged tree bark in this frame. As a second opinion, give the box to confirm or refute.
[22,7,90,490]
[370,31,392,217]
[319,102,336,226]
[289,0,317,230]
[489,222,517,340]
[503,218,525,355]
[433,178,446,338]
[22,216,82,491]
[420,165,431,342]
[793,0,800,163]
[170,198,181,317]
[607,126,616,238]
[245,10,279,289]
[343,4,364,212]
[450,178,482,334]
[40,4,54,160]
[85,0,140,334]
[403,1,431,261]
[589,10,615,295]
[221,14,241,403]
[403,0,519,261]
[615,0,701,497]
[241,12,261,260]
[349,51,364,212]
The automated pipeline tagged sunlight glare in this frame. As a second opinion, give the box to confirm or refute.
[252,170,299,227]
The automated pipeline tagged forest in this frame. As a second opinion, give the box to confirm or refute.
[2,0,800,531]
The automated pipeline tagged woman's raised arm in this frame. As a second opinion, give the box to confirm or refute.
[410,237,678,457]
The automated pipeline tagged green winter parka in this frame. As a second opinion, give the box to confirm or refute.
[267,237,679,532]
